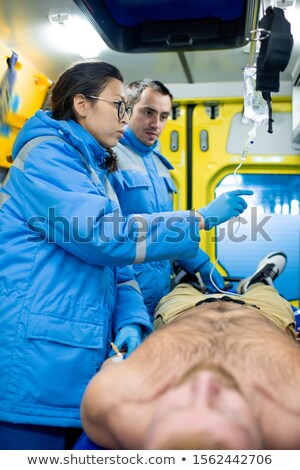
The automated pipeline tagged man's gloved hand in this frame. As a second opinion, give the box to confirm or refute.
[199,259,225,293]
[109,324,142,357]
[198,190,254,230]
[176,249,225,293]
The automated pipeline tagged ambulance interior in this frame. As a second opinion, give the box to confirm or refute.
[0,0,299,306]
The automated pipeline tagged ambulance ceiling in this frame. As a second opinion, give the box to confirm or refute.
[0,0,299,85]
[73,0,254,52]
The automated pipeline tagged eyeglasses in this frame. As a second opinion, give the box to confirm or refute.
[86,96,132,120]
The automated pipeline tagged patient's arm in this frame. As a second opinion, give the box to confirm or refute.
[81,360,128,448]
[81,352,159,449]
[81,327,182,449]
[295,328,300,347]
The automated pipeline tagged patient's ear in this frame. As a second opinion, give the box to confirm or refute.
[73,94,89,118]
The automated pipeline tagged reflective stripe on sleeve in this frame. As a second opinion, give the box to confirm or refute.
[117,279,142,294]
[0,192,10,208]
[133,215,147,263]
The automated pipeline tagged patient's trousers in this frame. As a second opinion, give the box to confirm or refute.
[154,282,296,338]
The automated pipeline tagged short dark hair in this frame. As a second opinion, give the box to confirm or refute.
[126,79,173,108]
[51,61,123,121]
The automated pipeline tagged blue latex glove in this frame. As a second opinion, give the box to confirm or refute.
[176,249,225,293]
[199,259,225,293]
[109,324,142,357]
[198,190,254,230]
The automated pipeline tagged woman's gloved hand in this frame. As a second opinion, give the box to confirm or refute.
[198,190,254,230]
[109,324,142,357]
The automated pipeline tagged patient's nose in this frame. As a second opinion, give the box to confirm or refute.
[193,371,222,405]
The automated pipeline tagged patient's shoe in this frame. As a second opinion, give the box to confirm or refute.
[236,251,287,294]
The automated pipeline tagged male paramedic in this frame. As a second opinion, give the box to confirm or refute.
[110,79,226,317]
[81,251,300,450]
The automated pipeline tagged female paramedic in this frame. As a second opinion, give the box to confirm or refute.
[0,61,253,450]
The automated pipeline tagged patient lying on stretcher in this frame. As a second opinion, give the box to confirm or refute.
[80,252,300,450]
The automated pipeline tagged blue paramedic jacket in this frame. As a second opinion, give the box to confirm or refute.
[0,111,200,427]
[111,127,211,316]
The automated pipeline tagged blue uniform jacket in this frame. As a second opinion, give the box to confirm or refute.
[111,127,208,316]
[0,111,200,427]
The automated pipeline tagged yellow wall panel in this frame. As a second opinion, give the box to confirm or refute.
[159,105,188,210]
[0,43,52,169]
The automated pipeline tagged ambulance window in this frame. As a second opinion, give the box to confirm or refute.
[215,174,300,302]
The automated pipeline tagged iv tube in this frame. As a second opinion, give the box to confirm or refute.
[208,122,257,297]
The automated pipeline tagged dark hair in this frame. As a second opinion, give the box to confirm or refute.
[51,61,122,172]
[51,61,123,121]
[126,79,173,108]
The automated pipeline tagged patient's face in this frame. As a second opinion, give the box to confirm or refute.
[144,368,262,450]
